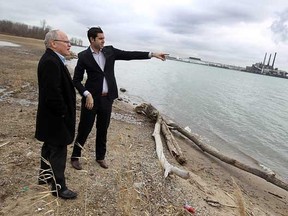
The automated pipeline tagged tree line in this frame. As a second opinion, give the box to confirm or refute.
[0,20,83,46]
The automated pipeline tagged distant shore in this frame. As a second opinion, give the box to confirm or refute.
[167,55,288,79]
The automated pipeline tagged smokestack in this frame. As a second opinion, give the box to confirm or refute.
[267,53,272,66]
[262,53,267,65]
[272,52,277,69]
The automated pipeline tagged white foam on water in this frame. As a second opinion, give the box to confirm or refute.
[259,164,275,175]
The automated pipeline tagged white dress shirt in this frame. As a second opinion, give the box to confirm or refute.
[83,47,107,97]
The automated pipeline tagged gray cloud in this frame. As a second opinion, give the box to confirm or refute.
[158,1,267,35]
[1,0,288,69]
[271,8,288,42]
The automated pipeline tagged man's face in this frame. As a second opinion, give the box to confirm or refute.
[91,33,105,51]
[52,31,71,56]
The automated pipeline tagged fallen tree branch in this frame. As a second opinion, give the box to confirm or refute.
[135,103,187,165]
[135,103,288,192]
[152,115,190,179]
[161,121,186,165]
[168,121,288,192]
[134,103,158,121]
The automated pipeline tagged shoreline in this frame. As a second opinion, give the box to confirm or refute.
[0,34,287,215]
[72,34,288,194]
[116,88,287,181]
[112,58,288,180]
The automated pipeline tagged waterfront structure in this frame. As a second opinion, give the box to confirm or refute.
[167,53,288,79]
[245,52,288,78]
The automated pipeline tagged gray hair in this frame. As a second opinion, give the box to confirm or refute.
[44,30,59,48]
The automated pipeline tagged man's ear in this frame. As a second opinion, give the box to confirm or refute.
[50,40,57,49]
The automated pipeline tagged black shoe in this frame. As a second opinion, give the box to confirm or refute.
[52,189,77,199]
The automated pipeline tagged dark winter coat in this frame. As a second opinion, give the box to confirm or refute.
[35,48,76,145]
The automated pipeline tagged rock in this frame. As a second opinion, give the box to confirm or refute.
[120,88,126,92]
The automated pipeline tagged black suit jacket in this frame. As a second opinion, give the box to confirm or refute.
[73,46,150,100]
[35,48,76,145]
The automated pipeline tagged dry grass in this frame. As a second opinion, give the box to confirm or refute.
[33,161,60,215]
[0,34,44,49]
[232,177,246,216]
[0,34,42,89]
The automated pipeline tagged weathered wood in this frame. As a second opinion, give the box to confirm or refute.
[168,122,288,192]
[135,103,186,165]
[134,103,158,121]
[135,103,288,192]
[152,115,190,179]
[161,121,186,165]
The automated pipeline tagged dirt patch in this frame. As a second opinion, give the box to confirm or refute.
[0,34,287,215]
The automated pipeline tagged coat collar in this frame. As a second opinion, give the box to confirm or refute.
[46,48,66,66]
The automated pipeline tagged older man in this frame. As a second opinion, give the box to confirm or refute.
[35,29,77,199]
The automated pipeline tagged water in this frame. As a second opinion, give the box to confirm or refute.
[0,41,20,47]
[70,46,288,179]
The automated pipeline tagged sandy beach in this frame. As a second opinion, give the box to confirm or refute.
[0,34,287,216]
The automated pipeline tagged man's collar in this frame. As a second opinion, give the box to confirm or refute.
[90,46,102,54]
[54,50,66,64]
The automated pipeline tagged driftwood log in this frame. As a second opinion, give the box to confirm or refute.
[135,103,288,192]
[135,103,187,164]
[135,103,189,179]
[161,121,186,165]
[153,115,190,179]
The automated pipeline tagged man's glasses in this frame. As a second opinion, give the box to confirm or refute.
[54,39,71,44]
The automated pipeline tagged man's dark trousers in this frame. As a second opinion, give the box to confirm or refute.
[71,95,113,161]
[40,142,67,191]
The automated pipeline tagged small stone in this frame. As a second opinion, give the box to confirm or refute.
[120,88,126,92]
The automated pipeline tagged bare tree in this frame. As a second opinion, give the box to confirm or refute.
[40,19,46,30]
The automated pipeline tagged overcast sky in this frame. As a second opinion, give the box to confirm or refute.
[1,0,288,69]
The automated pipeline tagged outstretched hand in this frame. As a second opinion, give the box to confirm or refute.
[152,53,169,61]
